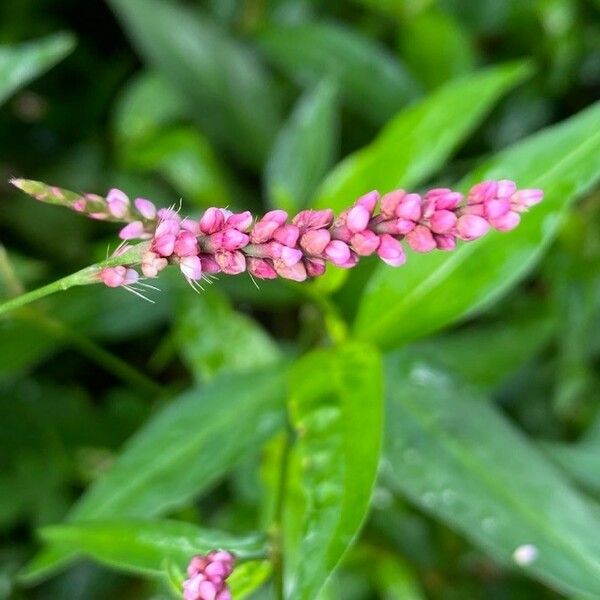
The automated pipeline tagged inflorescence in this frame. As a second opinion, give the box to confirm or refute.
[11,178,543,297]
[183,551,234,600]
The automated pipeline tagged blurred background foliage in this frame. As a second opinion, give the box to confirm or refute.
[0,0,600,599]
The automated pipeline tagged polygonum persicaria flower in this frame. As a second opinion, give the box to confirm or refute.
[183,550,234,600]
[10,178,544,299]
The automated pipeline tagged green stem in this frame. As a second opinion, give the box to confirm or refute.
[0,242,149,317]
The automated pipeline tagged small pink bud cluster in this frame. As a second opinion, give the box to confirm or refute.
[90,179,542,290]
[183,551,234,600]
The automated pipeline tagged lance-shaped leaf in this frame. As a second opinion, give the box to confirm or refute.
[284,343,384,599]
[383,356,600,598]
[40,520,267,576]
[0,32,75,107]
[354,100,600,348]
[313,62,531,212]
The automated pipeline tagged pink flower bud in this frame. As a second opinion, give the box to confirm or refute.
[226,211,253,231]
[305,258,326,278]
[484,198,511,220]
[199,255,220,273]
[396,193,422,221]
[425,188,462,210]
[119,221,146,240]
[157,207,181,221]
[496,179,517,199]
[180,256,203,281]
[293,209,334,230]
[198,580,218,600]
[300,229,331,255]
[106,188,130,218]
[247,257,277,279]
[429,210,457,234]
[218,229,250,251]
[468,180,497,205]
[395,218,416,234]
[181,218,201,235]
[251,220,280,244]
[490,210,521,231]
[280,246,303,267]
[338,251,359,269]
[153,233,176,257]
[272,224,300,247]
[99,266,126,287]
[511,189,544,210]
[73,198,87,212]
[141,251,168,278]
[351,230,380,255]
[274,260,307,282]
[377,234,406,267]
[124,268,139,285]
[216,591,232,600]
[346,205,371,233]
[324,240,351,266]
[434,234,456,251]
[216,250,246,275]
[355,190,379,213]
[156,218,180,237]
[263,209,289,225]
[174,230,199,257]
[406,224,437,253]
[200,207,225,234]
[380,189,406,219]
[456,214,490,240]
[134,197,157,219]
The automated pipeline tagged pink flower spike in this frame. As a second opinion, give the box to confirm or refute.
[396,193,422,221]
[346,205,371,233]
[106,188,130,218]
[355,190,379,213]
[351,230,380,256]
[180,256,203,281]
[456,214,491,240]
[247,257,277,279]
[324,240,351,266]
[119,221,146,240]
[134,197,156,219]
[99,266,126,288]
[226,211,253,231]
[406,225,437,253]
[377,234,406,267]
[272,224,300,247]
[199,207,224,234]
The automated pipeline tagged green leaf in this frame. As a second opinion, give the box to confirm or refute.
[313,62,531,212]
[399,9,476,90]
[108,0,281,167]
[383,356,600,598]
[354,100,600,349]
[40,520,266,577]
[0,32,75,107]
[265,80,339,213]
[175,287,281,383]
[112,70,186,148]
[23,367,287,583]
[257,22,419,125]
[284,343,384,599]
[542,416,600,497]
[228,560,272,599]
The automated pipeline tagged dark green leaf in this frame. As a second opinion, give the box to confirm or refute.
[0,32,75,107]
[313,62,531,212]
[108,0,281,167]
[40,520,266,576]
[384,356,600,598]
[257,21,419,125]
[355,101,600,348]
[175,288,281,382]
[284,343,384,599]
[266,80,339,213]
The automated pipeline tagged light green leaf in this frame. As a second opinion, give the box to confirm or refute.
[228,560,273,599]
[23,367,287,583]
[355,100,600,348]
[313,62,531,212]
[0,32,75,107]
[284,343,384,599]
[266,80,339,213]
[257,22,419,125]
[40,520,266,577]
[108,0,281,167]
[383,356,600,598]
[175,287,281,383]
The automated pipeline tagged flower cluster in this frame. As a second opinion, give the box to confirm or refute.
[98,179,542,290]
[9,176,543,291]
[183,551,234,600]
